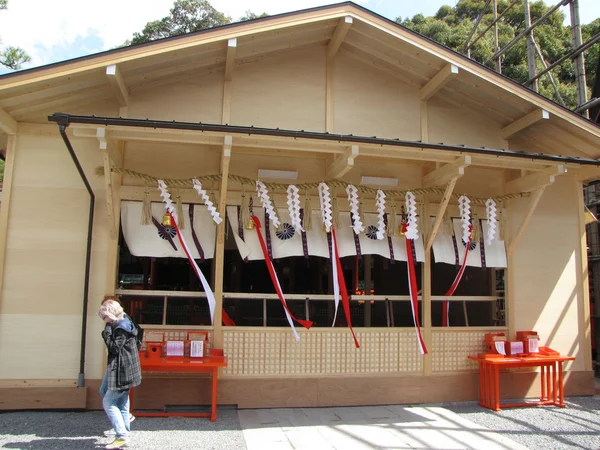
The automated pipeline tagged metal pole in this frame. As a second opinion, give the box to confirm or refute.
[493,0,501,73]
[533,37,565,105]
[524,0,539,92]
[487,0,571,63]
[574,97,600,114]
[570,0,589,118]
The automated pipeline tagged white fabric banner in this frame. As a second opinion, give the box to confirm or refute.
[227,206,425,262]
[431,217,507,268]
[121,201,216,259]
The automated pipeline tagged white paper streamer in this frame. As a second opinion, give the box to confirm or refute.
[256,180,280,229]
[192,179,223,224]
[345,184,364,234]
[375,189,386,240]
[459,195,472,244]
[286,185,304,232]
[405,191,419,240]
[158,180,216,324]
[485,198,497,245]
[318,182,333,232]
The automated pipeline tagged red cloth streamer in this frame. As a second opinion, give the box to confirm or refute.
[441,241,471,327]
[405,237,427,355]
[252,216,313,331]
[168,212,235,327]
[331,229,360,349]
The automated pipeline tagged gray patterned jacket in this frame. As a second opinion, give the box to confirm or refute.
[102,315,142,391]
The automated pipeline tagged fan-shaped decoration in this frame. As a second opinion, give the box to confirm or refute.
[159,225,177,240]
[462,238,477,251]
[366,225,379,240]
[276,223,296,240]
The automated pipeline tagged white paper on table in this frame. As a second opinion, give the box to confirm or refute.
[190,340,205,358]
[166,341,184,356]
[495,341,506,355]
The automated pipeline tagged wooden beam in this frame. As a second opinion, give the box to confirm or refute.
[507,186,547,257]
[224,38,237,82]
[504,165,565,195]
[0,107,17,135]
[213,135,232,348]
[423,155,470,188]
[420,64,459,101]
[106,64,129,107]
[426,178,458,253]
[326,145,359,179]
[501,109,549,139]
[327,16,353,59]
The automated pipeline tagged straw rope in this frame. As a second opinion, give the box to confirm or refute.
[98,166,530,205]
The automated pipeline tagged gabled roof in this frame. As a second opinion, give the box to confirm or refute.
[1,1,599,159]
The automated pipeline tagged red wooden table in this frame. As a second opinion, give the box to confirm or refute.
[468,353,575,411]
[131,351,228,421]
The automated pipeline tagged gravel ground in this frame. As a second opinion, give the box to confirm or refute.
[0,408,247,450]
[444,396,600,450]
[1,397,599,450]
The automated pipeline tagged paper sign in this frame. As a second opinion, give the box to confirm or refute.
[190,340,204,358]
[166,341,184,357]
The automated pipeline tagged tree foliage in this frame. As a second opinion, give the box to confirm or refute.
[0,0,31,70]
[398,0,599,109]
[127,0,267,45]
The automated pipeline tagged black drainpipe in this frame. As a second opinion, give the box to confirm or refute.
[54,115,95,388]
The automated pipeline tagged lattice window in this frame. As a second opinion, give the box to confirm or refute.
[431,330,489,372]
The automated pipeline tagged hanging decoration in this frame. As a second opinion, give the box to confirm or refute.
[251,215,313,340]
[375,189,386,240]
[188,204,205,262]
[332,195,341,229]
[459,195,471,245]
[192,179,223,225]
[141,185,152,226]
[158,180,234,326]
[442,195,473,327]
[175,188,185,230]
[471,213,480,244]
[405,191,419,240]
[486,198,497,245]
[387,199,397,237]
[404,227,427,355]
[345,184,364,235]
[318,182,333,232]
[256,180,280,229]
[302,192,313,231]
[286,185,304,232]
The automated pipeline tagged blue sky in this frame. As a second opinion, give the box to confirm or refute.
[0,0,598,74]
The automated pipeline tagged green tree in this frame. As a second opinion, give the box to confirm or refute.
[0,0,31,70]
[399,0,596,109]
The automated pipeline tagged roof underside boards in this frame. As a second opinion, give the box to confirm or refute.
[0,2,599,159]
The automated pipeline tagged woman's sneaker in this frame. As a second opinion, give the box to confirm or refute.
[105,437,129,449]
[103,414,135,436]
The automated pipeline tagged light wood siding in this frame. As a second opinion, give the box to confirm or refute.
[510,176,584,371]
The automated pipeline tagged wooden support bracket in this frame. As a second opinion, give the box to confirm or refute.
[426,177,458,253]
[95,127,123,168]
[326,145,359,179]
[508,186,547,257]
[502,109,549,139]
[505,165,565,195]
[420,64,459,101]
[423,155,470,188]
[106,64,129,107]
[0,106,17,135]
[327,16,353,59]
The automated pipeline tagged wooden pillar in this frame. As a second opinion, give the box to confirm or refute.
[570,0,589,118]
[104,141,123,294]
[0,135,17,298]
[576,181,592,371]
[523,0,538,92]
[212,136,232,348]
[493,0,501,73]
[423,200,432,375]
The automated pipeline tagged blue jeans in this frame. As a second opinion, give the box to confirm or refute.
[102,383,130,439]
[99,371,108,397]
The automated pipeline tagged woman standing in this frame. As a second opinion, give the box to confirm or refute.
[98,299,142,449]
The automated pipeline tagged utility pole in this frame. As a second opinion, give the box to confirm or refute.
[524,0,538,92]
[493,0,501,73]
[570,0,589,118]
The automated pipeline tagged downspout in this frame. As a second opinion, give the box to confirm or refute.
[54,115,95,388]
